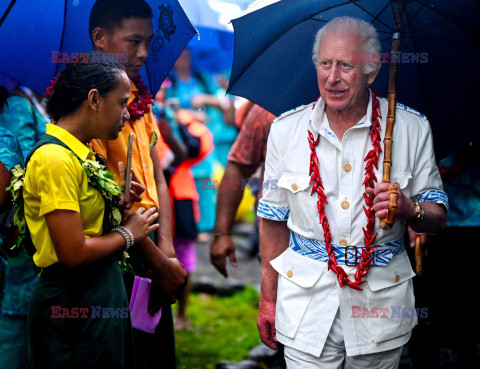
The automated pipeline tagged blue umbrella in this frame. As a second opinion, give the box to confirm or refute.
[179,0,253,73]
[0,0,197,96]
[227,0,480,158]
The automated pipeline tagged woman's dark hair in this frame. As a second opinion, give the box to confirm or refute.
[89,0,152,43]
[46,52,125,122]
[0,86,8,113]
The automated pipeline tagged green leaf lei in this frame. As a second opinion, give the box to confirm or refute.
[7,153,134,274]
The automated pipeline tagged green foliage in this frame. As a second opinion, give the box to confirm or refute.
[175,286,261,369]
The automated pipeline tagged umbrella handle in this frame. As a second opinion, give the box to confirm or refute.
[415,235,423,275]
[380,183,398,229]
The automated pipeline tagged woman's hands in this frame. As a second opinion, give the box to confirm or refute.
[123,207,159,242]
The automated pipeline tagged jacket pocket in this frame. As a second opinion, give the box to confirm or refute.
[270,248,325,338]
[365,251,417,342]
[278,173,314,232]
[367,251,415,292]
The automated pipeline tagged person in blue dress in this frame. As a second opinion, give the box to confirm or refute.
[0,86,47,156]
[0,87,25,313]
[167,49,237,235]
[0,85,47,369]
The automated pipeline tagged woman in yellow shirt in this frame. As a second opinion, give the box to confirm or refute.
[25,54,158,368]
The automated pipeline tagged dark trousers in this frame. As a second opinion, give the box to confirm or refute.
[124,235,177,369]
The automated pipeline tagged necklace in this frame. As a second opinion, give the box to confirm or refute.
[128,76,154,121]
[307,87,382,290]
[8,151,132,274]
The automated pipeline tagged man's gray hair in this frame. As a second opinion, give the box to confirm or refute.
[312,16,381,75]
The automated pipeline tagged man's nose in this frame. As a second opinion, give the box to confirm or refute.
[123,106,130,121]
[327,64,340,83]
[137,43,149,60]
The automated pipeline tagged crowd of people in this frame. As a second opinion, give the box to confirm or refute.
[0,0,239,368]
[0,1,477,369]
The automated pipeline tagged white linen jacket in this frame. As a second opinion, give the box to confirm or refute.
[257,91,448,356]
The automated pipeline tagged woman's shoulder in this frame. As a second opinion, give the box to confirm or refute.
[28,144,77,171]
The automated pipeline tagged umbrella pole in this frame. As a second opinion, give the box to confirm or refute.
[380,0,405,229]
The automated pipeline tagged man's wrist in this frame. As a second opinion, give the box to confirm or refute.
[407,201,424,223]
[213,230,231,239]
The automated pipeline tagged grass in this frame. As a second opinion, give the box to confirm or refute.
[174,286,262,369]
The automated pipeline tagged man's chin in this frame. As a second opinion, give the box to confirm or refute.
[126,70,140,80]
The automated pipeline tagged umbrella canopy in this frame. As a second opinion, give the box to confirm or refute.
[179,0,252,73]
[227,0,480,159]
[0,0,197,96]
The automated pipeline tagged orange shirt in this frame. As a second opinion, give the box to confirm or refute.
[169,112,214,201]
[91,80,160,211]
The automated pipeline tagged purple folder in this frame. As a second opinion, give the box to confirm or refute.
[129,276,162,334]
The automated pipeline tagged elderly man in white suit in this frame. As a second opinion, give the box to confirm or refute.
[256,16,447,369]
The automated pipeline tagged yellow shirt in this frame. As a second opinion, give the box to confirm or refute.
[24,124,105,268]
[91,80,160,212]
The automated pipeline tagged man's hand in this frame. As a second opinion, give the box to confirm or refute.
[408,227,432,257]
[257,299,277,350]
[210,234,237,278]
[191,94,217,109]
[408,227,427,248]
[147,257,188,304]
[366,182,416,221]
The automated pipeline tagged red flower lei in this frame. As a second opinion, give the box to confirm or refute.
[308,87,382,290]
[128,76,154,121]
[44,74,60,100]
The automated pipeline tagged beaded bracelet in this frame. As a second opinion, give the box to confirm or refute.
[119,226,135,247]
[112,227,132,250]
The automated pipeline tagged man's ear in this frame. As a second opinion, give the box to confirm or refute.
[367,62,381,85]
[88,89,101,111]
[92,27,106,50]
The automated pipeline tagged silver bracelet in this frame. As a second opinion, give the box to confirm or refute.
[119,226,135,247]
[112,227,131,250]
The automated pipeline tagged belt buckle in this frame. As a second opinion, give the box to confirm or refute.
[345,245,358,266]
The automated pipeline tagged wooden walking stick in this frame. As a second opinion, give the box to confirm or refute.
[380,0,405,229]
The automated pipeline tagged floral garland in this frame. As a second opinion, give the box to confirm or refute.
[128,76,154,121]
[8,153,134,274]
[308,87,382,290]
[44,75,59,100]
[8,165,28,251]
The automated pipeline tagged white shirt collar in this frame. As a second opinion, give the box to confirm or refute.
[308,88,374,140]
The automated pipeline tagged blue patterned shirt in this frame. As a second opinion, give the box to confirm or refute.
[0,128,23,172]
[0,95,48,157]
[0,127,38,316]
